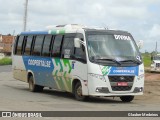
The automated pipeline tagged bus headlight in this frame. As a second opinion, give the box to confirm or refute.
[151,64,154,67]
[89,73,106,82]
[151,61,155,68]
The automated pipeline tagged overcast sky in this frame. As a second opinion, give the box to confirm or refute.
[0,0,160,52]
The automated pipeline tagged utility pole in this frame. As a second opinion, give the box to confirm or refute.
[24,0,28,31]
[155,41,157,54]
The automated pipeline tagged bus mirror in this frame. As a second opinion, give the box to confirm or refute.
[74,38,81,48]
[137,40,143,49]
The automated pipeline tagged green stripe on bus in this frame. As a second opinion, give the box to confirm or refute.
[49,30,65,35]
[59,30,65,34]
[50,30,57,34]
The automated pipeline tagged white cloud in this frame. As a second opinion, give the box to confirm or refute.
[107,6,148,19]
[149,24,160,38]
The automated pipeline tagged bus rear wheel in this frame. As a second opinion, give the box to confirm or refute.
[120,96,134,102]
[28,76,43,92]
[74,82,87,101]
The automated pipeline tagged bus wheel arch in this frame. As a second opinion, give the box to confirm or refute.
[27,72,43,92]
[72,79,88,101]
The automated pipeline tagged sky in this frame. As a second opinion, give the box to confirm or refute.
[0,0,160,52]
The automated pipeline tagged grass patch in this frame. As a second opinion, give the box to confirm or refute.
[0,57,12,65]
[142,53,151,67]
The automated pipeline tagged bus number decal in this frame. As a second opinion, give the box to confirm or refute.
[114,35,131,41]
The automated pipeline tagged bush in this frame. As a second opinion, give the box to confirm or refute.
[0,57,12,65]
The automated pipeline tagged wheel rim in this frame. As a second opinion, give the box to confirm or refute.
[76,85,82,97]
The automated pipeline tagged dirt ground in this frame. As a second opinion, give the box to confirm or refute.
[136,72,160,103]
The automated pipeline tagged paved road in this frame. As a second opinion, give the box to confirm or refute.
[0,65,159,120]
[0,65,12,72]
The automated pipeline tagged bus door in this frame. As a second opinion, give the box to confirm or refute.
[61,35,75,92]
[61,34,88,93]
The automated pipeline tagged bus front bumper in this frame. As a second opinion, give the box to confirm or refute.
[88,87,143,97]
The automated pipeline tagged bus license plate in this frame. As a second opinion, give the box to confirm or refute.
[117,82,128,86]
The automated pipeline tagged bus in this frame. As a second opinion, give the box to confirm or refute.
[12,24,144,102]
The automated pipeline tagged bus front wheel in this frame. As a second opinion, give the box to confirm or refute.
[74,82,87,101]
[28,76,43,92]
[120,96,134,102]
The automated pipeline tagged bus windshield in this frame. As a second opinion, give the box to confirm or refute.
[86,32,141,65]
[153,56,160,60]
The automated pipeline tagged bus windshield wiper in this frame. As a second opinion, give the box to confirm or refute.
[120,59,141,64]
[95,58,121,65]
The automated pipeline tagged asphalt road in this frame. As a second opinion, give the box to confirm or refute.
[0,65,159,120]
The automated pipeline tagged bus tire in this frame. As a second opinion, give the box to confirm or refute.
[74,82,87,101]
[28,76,43,92]
[120,96,134,102]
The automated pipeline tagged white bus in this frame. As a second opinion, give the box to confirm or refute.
[12,24,144,102]
[151,54,160,72]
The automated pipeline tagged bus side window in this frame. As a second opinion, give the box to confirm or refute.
[74,42,87,63]
[52,35,63,58]
[62,36,74,59]
[74,33,86,63]
[42,35,53,57]
[16,36,24,55]
[24,35,33,56]
[32,35,44,56]
[21,36,28,55]
[13,35,19,55]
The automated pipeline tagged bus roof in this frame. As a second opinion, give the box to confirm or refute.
[20,24,129,35]
[21,31,48,35]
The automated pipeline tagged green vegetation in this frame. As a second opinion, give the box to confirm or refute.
[142,53,151,67]
[0,57,12,65]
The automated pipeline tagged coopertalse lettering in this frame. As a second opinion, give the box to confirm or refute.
[28,59,51,68]
[113,70,135,73]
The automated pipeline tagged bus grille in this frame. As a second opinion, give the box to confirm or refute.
[108,76,134,91]
[111,86,132,91]
[156,63,160,67]
[108,76,134,82]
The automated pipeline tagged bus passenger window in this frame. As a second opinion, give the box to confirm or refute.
[32,35,44,56]
[52,35,63,58]
[13,36,19,55]
[42,35,53,57]
[24,36,33,55]
[16,36,24,55]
